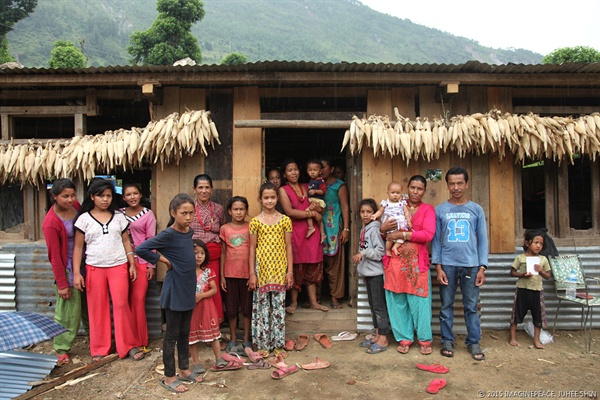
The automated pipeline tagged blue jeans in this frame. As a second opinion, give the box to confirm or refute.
[438,266,481,346]
[365,275,390,336]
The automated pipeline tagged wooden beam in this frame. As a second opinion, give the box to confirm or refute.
[235,120,351,129]
[261,86,369,98]
[513,105,600,115]
[85,88,97,116]
[74,113,86,136]
[512,87,600,98]
[260,111,364,121]
[556,162,569,237]
[1,114,11,140]
[0,105,88,116]
[141,83,162,105]
[1,71,598,88]
[0,88,141,101]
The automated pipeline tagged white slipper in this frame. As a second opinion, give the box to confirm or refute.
[331,331,358,341]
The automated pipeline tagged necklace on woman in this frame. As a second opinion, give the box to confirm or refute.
[289,184,306,201]
[408,202,421,210]
[261,211,278,222]
[195,201,213,231]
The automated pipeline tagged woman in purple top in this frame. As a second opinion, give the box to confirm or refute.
[278,159,328,313]
[121,183,156,349]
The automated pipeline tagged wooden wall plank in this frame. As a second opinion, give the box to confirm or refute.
[178,88,206,195]
[556,162,569,237]
[488,154,515,252]
[544,160,557,236]
[592,160,600,235]
[362,90,393,202]
[470,156,490,236]
[418,86,442,119]
[468,86,487,114]
[391,87,416,118]
[1,114,11,140]
[233,87,262,219]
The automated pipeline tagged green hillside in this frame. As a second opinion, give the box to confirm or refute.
[8,0,542,67]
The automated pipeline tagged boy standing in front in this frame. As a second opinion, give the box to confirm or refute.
[432,166,489,361]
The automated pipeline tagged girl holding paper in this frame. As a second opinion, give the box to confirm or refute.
[508,229,552,349]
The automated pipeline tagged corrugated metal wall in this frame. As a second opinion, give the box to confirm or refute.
[357,246,600,333]
[1,242,162,338]
[0,252,16,312]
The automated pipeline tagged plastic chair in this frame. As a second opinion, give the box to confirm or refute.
[549,254,600,352]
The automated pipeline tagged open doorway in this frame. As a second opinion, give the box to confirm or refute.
[265,127,351,306]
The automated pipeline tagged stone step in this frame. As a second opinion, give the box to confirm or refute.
[285,305,357,335]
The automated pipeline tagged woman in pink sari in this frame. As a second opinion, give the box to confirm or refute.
[381,175,436,355]
[278,159,328,313]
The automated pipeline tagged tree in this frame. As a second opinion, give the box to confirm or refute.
[48,40,86,68]
[0,0,37,63]
[543,46,600,64]
[221,52,248,65]
[127,0,204,66]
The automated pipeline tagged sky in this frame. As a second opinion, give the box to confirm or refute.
[360,0,600,56]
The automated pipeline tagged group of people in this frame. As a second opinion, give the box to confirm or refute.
[354,166,551,360]
[43,164,551,393]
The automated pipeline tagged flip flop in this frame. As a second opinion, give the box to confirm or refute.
[192,363,206,374]
[273,348,288,358]
[177,371,203,383]
[211,360,243,371]
[284,339,296,351]
[160,379,188,393]
[244,347,263,363]
[416,363,449,374]
[300,357,330,370]
[314,334,333,349]
[467,343,485,361]
[426,378,447,394]
[247,359,271,370]
[271,365,299,379]
[397,340,412,354]
[419,341,433,355]
[366,343,388,354]
[222,352,247,364]
[331,331,358,341]
[128,347,145,361]
[294,334,310,351]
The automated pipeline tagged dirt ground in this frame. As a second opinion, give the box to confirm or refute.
[19,327,600,400]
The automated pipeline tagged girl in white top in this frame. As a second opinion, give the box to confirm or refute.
[72,179,144,361]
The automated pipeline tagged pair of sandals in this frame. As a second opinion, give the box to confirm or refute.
[440,342,485,361]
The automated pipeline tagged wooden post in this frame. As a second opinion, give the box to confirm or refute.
[233,87,262,219]
[1,114,11,140]
[74,113,86,136]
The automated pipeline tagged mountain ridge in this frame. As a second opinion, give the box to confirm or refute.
[8,0,542,68]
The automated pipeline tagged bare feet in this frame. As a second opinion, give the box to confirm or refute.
[321,234,327,243]
[306,226,316,238]
[509,338,519,347]
[309,303,329,312]
[534,341,545,349]
[285,303,297,314]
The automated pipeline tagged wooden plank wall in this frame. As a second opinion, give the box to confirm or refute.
[152,87,206,231]
[232,87,262,218]
[487,87,515,253]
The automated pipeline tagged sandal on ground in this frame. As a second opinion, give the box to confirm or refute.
[330,302,343,309]
[366,343,388,354]
[284,339,296,351]
[314,333,333,349]
[247,359,271,370]
[256,349,270,358]
[419,341,433,355]
[192,363,206,374]
[57,353,70,366]
[467,343,485,361]
[92,355,107,363]
[177,370,203,383]
[416,363,449,374]
[426,378,447,394]
[332,331,358,341]
[160,379,188,393]
[271,365,298,379]
[211,360,243,371]
[300,357,330,370]
[440,342,454,358]
[128,348,145,361]
[244,347,263,363]
[397,340,412,354]
[242,341,253,349]
[266,354,287,369]
[222,352,246,364]
[359,338,375,348]
[273,348,288,358]
[225,341,238,353]
[294,334,310,351]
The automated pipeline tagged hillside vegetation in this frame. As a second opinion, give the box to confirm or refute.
[8,0,542,67]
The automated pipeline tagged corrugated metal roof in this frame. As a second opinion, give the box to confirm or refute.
[1,60,600,76]
[0,350,57,400]
[357,245,600,334]
[0,253,16,312]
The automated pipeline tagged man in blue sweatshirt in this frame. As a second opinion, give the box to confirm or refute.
[432,166,488,361]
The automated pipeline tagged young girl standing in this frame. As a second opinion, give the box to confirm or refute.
[248,182,293,355]
[351,198,390,354]
[136,194,201,393]
[121,183,156,349]
[189,240,222,371]
[509,229,552,349]
[42,178,81,366]
[72,179,144,362]
[219,196,252,353]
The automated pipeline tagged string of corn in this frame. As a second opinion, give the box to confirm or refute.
[0,109,220,187]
